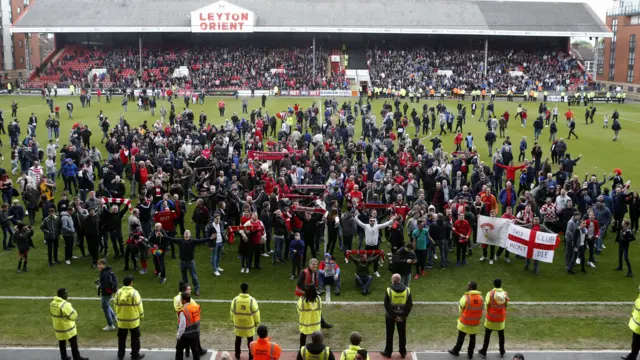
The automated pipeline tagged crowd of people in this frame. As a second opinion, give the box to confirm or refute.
[30,46,343,91]
[1,74,638,360]
[367,48,586,96]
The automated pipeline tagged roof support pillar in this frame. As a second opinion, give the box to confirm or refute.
[593,37,599,81]
[312,35,316,83]
[25,33,32,75]
[139,34,143,78]
[484,37,488,77]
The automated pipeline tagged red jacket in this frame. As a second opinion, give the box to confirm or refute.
[585,219,600,238]
[453,219,471,242]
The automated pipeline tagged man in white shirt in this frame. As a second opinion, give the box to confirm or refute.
[208,211,226,276]
[354,213,396,277]
[555,189,570,213]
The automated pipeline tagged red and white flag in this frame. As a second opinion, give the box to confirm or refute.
[506,223,560,263]
[476,215,511,247]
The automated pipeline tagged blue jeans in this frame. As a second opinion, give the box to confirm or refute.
[319,273,341,291]
[273,236,285,262]
[101,295,116,327]
[79,189,88,202]
[180,260,200,292]
[2,226,14,249]
[210,242,224,271]
[356,275,372,292]
[597,221,610,251]
[400,273,411,287]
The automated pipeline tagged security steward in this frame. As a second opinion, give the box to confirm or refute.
[114,276,145,360]
[623,285,640,360]
[340,332,371,360]
[295,258,332,329]
[448,281,484,358]
[50,288,89,360]
[250,325,282,360]
[176,292,201,360]
[298,285,323,347]
[478,278,509,358]
[380,273,413,359]
[174,281,207,358]
[231,283,261,360]
[297,331,335,360]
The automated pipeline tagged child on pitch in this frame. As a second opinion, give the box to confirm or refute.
[289,232,305,280]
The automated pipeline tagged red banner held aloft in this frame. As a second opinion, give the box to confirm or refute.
[291,205,326,214]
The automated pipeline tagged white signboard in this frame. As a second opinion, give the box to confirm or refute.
[191,0,255,33]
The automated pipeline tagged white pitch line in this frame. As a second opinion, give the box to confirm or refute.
[0,296,632,305]
[411,350,419,360]
[209,349,218,360]
[325,285,331,303]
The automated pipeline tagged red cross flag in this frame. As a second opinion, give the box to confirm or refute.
[506,223,560,263]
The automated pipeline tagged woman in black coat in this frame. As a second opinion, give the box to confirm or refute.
[627,192,640,234]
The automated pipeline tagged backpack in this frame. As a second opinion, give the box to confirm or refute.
[103,271,118,295]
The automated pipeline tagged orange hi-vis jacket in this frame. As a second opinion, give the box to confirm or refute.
[485,290,507,323]
[459,292,484,327]
[179,302,201,336]
[250,338,283,360]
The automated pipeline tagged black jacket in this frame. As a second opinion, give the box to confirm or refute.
[384,282,413,319]
[392,247,417,276]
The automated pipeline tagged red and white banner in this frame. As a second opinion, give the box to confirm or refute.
[101,197,133,212]
[506,223,560,263]
[247,150,305,160]
[476,215,511,247]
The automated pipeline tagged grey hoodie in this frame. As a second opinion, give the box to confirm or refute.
[61,212,75,236]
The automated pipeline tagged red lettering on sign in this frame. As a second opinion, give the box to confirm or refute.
[196,11,250,32]
[241,13,248,21]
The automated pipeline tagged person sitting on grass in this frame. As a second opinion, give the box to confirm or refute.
[318,253,341,296]
[348,252,380,295]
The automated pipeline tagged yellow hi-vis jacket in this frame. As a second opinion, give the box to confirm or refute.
[174,292,196,313]
[629,295,640,334]
[50,296,78,341]
[114,286,144,329]
[340,345,371,360]
[297,296,322,335]
[300,346,331,360]
[231,293,260,337]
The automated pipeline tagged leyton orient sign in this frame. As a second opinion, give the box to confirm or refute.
[191,0,255,33]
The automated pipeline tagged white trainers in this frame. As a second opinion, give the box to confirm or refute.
[217,267,224,272]
[505,258,512,263]
[241,268,245,273]
[261,253,270,257]
[576,258,581,265]
[214,271,221,276]
[434,254,438,260]
[65,260,71,265]
[103,325,116,331]
[246,268,250,274]
[489,260,494,265]
[588,262,596,268]
[493,256,498,261]
[268,250,274,254]
[479,256,486,262]
[375,271,381,278]
[602,244,607,249]
[72,256,78,260]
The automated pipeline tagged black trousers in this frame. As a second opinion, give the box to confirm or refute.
[63,235,75,261]
[110,231,125,256]
[383,315,407,355]
[59,335,82,360]
[117,327,141,359]
[176,335,200,360]
[47,238,59,264]
[627,331,640,360]
[76,232,86,257]
[87,236,99,264]
[235,335,253,360]
[480,328,505,354]
[453,330,476,355]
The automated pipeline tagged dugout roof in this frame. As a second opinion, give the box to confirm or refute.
[11,0,612,38]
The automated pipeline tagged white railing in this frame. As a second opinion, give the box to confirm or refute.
[607,5,640,17]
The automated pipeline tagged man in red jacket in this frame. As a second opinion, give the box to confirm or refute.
[453,213,471,266]
[153,205,178,258]
[242,212,265,270]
